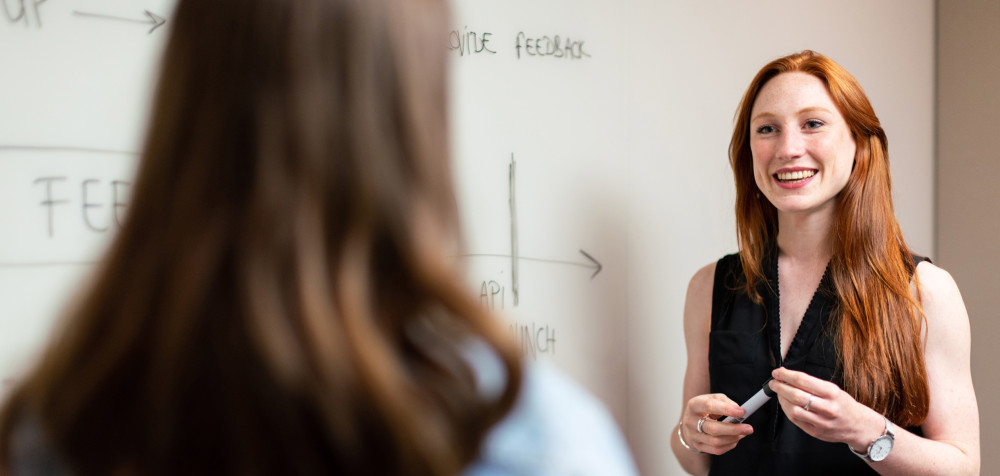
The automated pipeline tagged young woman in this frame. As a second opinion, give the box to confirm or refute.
[0,0,636,474]
[671,51,979,475]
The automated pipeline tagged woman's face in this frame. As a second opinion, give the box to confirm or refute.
[749,72,856,218]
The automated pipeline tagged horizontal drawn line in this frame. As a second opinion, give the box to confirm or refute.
[72,10,167,35]
[0,261,96,268]
[461,253,594,269]
[0,145,138,156]
[73,11,148,24]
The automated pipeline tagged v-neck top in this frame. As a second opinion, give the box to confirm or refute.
[706,251,927,476]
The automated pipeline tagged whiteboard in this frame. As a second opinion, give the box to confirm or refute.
[449,0,631,428]
[0,1,935,475]
[0,0,170,384]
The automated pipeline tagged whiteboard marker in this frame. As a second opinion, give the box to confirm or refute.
[722,378,775,423]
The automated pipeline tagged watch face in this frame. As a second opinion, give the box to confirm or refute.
[870,436,893,462]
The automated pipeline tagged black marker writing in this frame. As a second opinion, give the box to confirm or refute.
[34,177,131,237]
[509,154,519,306]
[449,26,496,56]
[82,179,108,232]
[515,32,590,60]
[480,279,506,310]
[508,322,556,359]
[465,251,603,278]
[112,180,130,226]
[72,9,166,34]
[35,177,68,237]
[2,0,46,28]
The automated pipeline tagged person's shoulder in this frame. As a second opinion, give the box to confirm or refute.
[911,260,972,355]
[914,260,967,324]
[690,253,737,294]
[914,260,963,307]
[690,261,716,290]
[684,261,716,321]
[464,361,638,476]
[696,252,742,284]
[687,253,739,305]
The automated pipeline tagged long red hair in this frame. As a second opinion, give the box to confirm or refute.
[729,51,928,426]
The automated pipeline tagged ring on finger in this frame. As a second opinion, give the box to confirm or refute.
[804,395,814,412]
[697,416,708,434]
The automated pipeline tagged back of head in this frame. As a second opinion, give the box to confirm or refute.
[0,0,522,474]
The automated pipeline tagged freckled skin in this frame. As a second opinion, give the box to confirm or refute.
[749,72,856,218]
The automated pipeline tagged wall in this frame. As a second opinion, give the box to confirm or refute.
[938,1,1000,473]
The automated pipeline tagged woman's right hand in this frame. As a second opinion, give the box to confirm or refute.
[680,393,754,455]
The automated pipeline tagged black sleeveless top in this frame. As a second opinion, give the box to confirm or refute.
[708,252,926,476]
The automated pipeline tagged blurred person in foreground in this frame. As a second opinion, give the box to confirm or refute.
[0,0,637,474]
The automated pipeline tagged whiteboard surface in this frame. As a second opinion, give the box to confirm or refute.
[1,0,171,383]
[1,1,935,475]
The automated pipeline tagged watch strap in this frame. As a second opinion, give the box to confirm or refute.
[849,416,893,462]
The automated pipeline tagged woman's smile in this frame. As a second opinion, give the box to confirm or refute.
[774,167,818,188]
[749,72,856,215]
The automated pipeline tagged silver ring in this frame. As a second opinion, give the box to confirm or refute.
[697,416,708,434]
[804,395,814,412]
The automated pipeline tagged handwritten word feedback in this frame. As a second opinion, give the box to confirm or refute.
[448,27,591,60]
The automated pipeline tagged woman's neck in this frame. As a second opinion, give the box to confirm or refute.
[776,208,834,264]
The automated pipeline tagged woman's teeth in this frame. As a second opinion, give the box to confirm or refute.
[776,170,816,182]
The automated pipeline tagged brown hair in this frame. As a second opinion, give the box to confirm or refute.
[729,50,928,426]
[0,0,522,474]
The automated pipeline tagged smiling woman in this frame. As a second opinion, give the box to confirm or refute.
[670,50,979,476]
[748,72,857,221]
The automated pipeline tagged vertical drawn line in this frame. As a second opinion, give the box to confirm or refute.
[509,153,519,306]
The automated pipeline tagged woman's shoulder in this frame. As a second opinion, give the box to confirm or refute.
[914,259,959,295]
[689,253,738,297]
[686,253,742,307]
[913,260,968,330]
[463,361,638,476]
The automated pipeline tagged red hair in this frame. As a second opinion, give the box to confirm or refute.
[729,51,928,426]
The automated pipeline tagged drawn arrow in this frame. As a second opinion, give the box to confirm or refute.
[464,152,605,308]
[461,249,604,279]
[578,249,603,279]
[72,10,166,34]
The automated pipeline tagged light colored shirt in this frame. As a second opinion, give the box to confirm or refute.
[463,360,639,476]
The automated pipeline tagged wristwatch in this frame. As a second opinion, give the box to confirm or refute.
[849,416,895,462]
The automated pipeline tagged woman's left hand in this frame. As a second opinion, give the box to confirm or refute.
[769,367,882,449]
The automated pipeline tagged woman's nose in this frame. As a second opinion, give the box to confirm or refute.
[776,130,806,160]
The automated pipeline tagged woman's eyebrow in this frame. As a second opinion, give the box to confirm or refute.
[751,106,834,123]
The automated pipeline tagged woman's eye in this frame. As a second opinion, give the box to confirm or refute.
[755,125,775,134]
[804,119,824,129]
